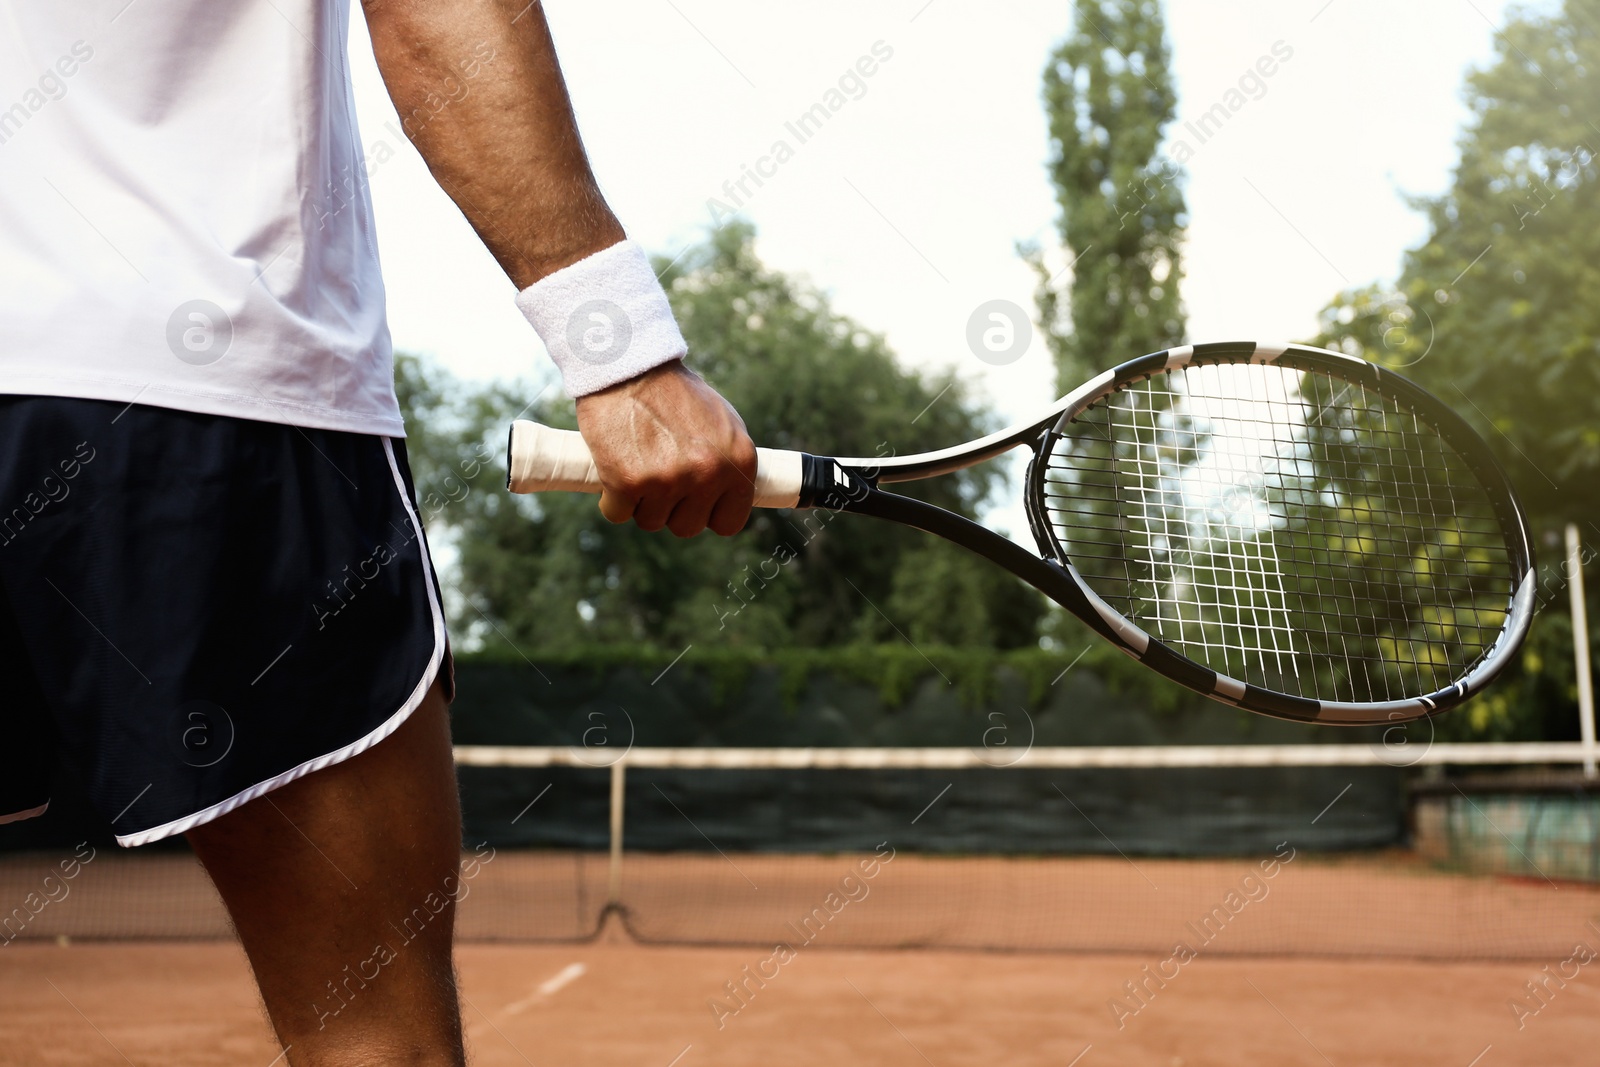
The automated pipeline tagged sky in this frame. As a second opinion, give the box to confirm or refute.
[347,0,1536,529]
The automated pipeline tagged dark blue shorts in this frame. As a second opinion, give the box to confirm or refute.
[0,397,449,846]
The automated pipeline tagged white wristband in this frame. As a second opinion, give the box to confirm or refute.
[514,240,687,397]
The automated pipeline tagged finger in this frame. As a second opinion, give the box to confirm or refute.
[631,490,679,533]
[665,491,718,539]
[597,489,638,525]
[706,484,756,537]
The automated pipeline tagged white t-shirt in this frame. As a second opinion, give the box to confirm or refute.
[0,0,401,436]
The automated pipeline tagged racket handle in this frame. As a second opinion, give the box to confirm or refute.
[506,420,806,509]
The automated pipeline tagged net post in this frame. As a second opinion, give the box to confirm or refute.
[607,756,626,905]
[1567,523,1597,778]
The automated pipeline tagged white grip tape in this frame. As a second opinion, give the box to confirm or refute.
[507,421,804,509]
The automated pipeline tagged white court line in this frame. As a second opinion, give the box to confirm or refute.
[502,962,587,1015]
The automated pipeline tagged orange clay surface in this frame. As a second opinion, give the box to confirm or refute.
[1,937,1595,1066]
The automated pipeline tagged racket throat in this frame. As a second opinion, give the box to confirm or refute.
[795,454,876,510]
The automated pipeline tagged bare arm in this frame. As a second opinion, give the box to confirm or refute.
[362,0,756,536]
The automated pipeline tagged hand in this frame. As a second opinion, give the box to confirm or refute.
[574,361,757,537]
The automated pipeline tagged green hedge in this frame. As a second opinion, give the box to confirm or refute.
[449,643,1406,749]
[459,642,1207,711]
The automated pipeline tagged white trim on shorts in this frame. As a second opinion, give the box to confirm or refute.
[114,438,447,848]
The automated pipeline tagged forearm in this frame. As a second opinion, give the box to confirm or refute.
[361,0,624,288]
[363,0,758,539]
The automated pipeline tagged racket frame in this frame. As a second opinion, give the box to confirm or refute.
[801,342,1535,726]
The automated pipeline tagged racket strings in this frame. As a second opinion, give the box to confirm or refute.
[1042,362,1512,703]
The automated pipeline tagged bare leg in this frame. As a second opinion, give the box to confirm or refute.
[187,678,465,1067]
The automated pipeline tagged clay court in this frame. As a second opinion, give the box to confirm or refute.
[3,850,1599,1065]
[6,939,1597,1066]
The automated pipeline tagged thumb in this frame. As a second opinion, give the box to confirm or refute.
[597,488,637,525]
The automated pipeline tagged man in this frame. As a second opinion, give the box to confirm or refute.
[0,0,752,1061]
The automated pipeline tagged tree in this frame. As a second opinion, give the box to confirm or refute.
[1315,0,1600,739]
[399,222,1045,654]
[1023,1,1190,658]
[1029,0,1187,390]
[1316,0,1600,535]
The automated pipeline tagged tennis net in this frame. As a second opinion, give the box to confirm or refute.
[3,743,1598,959]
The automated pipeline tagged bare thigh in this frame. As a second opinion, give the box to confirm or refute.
[187,678,465,1067]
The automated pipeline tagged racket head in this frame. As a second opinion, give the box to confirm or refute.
[1026,342,1535,725]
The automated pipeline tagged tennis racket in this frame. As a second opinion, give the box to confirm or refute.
[507,342,1535,726]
